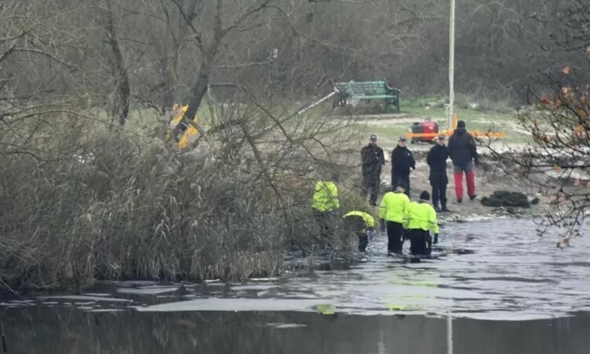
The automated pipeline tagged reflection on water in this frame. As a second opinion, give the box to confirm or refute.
[2,218,590,353]
[276,218,590,319]
[3,308,590,354]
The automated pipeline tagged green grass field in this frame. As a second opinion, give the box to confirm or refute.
[349,96,531,144]
[113,95,531,146]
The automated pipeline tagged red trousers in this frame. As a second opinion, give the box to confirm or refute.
[454,171,475,199]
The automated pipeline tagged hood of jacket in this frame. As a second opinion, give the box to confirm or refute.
[454,127,467,136]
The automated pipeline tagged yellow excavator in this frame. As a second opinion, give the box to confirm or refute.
[165,104,198,149]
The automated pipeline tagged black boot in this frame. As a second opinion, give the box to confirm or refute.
[442,205,451,212]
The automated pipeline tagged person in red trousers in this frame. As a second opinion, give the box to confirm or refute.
[448,120,479,203]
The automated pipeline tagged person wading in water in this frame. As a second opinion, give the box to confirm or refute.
[380,182,410,255]
[405,191,440,256]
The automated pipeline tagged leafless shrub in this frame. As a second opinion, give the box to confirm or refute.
[484,62,590,244]
[0,82,366,290]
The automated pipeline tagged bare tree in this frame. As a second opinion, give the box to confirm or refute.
[0,2,87,135]
[102,0,131,125]
[168,0,278,139]
[485,1,590,243]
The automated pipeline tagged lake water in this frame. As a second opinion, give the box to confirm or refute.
[2,218,590,353]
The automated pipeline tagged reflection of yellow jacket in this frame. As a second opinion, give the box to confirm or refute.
[312,181,339,212]
[379,191,409,223]
[405,201,439,234]
[343,211,375,228]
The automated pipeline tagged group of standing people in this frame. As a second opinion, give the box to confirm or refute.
[379,183,439,255]
[361,120,480,211]
[361,120,480,255]
[311,120,479,257]
[361,134,418,203]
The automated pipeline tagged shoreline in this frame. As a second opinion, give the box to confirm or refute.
[0,211,544,299]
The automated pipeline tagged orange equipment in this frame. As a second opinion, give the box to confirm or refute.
[404,114,505,142]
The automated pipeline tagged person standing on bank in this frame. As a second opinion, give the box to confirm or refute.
[361,134,385,206]
[427,135,450,212]
[405,191,440,256]
[380,182,410,254]
[391,137,415,198]
[448,120,479,203]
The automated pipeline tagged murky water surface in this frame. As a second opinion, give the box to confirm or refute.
[3,218,590,353]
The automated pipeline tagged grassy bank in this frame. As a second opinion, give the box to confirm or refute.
[0,103,371,292]
[346,95,532,145]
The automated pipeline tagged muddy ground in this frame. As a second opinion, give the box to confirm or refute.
[369,151,547,222]
[353,115,549,221]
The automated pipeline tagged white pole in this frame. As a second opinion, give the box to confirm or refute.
[447,311,454,354]
[448,0,456,130]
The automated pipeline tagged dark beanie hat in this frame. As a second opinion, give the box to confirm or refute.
[457,120,466,128]
[420,191,430,201]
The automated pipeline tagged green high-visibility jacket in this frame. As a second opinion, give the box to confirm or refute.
[379,191,410,223]
[312,181,340,212]
[405,201,439,234]
[343,211,375,228]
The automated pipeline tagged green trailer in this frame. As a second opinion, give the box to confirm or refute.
[332,78,401,112]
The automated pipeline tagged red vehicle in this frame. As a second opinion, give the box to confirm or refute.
[410,119,439,144]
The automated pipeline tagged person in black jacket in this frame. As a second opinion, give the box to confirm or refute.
[391,137,415,198]
[427,135,450,212]
[448,120,480,203]
[361,135,385,206]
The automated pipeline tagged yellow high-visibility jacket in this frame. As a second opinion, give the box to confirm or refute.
[343,211,375,228]
[405,201,439,234]
[312,181,339,212]
[379,191,410,223]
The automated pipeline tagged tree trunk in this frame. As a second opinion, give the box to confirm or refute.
[172,56,213,139]
[105,0,130,126]
[171,0,226,140]
[161,55,175,114]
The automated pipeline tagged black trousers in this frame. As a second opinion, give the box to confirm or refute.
[313,209,335,240]
[392,174,411,198]
[344,215,368,252]
[386,221,405,253]
[429,171,448,207]
[362,173,380,205]
[357,232,369,252]
[408,229,432,256]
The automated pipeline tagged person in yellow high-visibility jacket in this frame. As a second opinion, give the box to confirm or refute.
[380,182,410,254]
[312,174,340,239]
[405,191,440,256]
[343,210,375,252]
